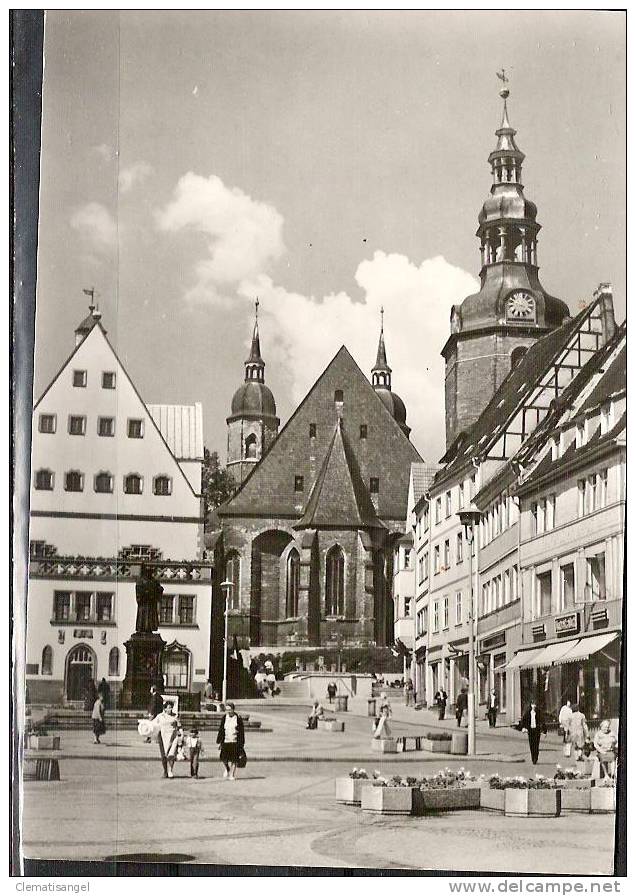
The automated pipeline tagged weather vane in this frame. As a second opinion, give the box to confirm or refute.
[82,286,98,311]
[380,305,384,331]
[496,68,510,100]
[255,297,259,320]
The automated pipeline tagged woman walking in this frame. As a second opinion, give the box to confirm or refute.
[569,704,589,761]
[155,699,179,779]
[91,693,106,744]
[216,701,245,780]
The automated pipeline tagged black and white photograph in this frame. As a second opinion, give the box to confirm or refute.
[11,8,627,878]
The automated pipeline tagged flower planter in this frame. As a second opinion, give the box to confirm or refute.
[559,788,591,814]
[590,786,615,814]
[323,720,345,732]
[480,787,505,813]
[371,738,397,753]
[555,778,592,789]
[412,786,481,815]
[504,788,561,817]
[422,738,451,753]
[361,786,413,815]
[27,735,61,751]
[335,777,372,805]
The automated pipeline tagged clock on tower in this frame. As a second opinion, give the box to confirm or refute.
[506,290,536,322]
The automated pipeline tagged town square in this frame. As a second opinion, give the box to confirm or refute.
[14,9,625,877]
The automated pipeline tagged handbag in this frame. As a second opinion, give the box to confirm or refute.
[236,748,247,769]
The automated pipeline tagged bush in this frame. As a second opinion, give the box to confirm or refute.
[426,731,452,741]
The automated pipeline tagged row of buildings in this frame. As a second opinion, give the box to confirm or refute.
[25,85,624,719]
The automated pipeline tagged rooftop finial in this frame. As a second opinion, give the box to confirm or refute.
[255,296,259,321]
[380,305,384,333]
[496,67,509,100]
[82,286,95,313]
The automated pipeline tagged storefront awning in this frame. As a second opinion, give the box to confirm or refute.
[558,632,618,664]
[505,647,547,670]
[524,639,580,669]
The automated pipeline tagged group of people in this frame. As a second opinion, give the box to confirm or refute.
[250,657,279,697]
[146,686,246,780]
[558,699,618,778]
[433,687,500,728]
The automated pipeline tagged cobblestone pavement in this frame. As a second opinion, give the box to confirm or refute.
[21,705,616,873]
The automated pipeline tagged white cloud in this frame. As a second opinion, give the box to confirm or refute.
[156,173,285,302]
[119,161,154,194]
[70,202,117,251]
[160,172,477,459]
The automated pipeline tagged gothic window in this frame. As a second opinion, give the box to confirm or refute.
[245,434,258,459]
[225,552,240,610]
[108,647,120,677]
[41,645,53,676]
[325,545,345,616]
[286,549,300,618]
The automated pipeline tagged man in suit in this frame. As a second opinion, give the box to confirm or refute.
[455,689,468,727]
[487,689,499,728]
[434,689,448,720]
[520,700,547,765]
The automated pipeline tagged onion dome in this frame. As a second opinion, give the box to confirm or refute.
[371,308,411,438]
[228,300,278,422]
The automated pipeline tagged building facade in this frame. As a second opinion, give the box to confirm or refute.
[26,305,212,704]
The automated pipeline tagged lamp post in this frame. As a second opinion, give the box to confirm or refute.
[458,510,481,756]
[220,579,234,704]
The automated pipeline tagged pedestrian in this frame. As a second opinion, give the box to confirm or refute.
[249,657,258,678]
[84,678,97,712]
[434,689,448,720]
[455,689,468,727]
[519,700,547,765]
[593,720,617,780]
[187,727,204,778]
[373,700,392,739]
[91,694,106,744]
[216,701,245,780]
[155,699,179,779]
[254,668,266,696]
[264,657,274,675]
[487,689,499,728]
[569,704,589,761]
[97,677,111,709]
[144,684,164,743]
[326,681,337,704]
[266,670,277,696]
[558,699,573,744]
[203,680,215,701]
[404,678,414,706]
[306,700,324,729]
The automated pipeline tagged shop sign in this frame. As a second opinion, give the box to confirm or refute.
[555,612,579,637]
[74,628,93,639]
[480,631,506,653]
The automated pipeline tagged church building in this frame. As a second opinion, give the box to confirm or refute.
[215,310,423,662]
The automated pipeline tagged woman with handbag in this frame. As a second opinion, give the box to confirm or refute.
[569,704,589,761]
[91,694,106,744]
[593,720,618,779]
[216,701,245,780]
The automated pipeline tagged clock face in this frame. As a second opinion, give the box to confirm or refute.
[506,291,536,321]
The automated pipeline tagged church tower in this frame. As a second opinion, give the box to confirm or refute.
[442,76,570,449]
[371,309,411,439]
[227,301,279,483]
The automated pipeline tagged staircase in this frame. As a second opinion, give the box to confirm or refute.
[270,678,311,700]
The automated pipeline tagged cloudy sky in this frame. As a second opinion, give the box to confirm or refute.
[34,10,626,463]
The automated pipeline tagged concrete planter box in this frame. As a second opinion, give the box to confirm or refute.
[27,735,61,751]
[480,787,505,813]
[371,738,397,753]
[504,789,561,817]
[451,732,468,755]
[361,786,413,815]
[590,786,616,814]
[422,738,451,753]
[555,778,592,789]
[322,720,345,732]
[560,788,591,814]
[335,777,372,805]
[412,786,481,815]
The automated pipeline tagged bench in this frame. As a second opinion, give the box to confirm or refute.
[23,750,61,781]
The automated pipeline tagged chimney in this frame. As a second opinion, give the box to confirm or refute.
[593,282,616,345]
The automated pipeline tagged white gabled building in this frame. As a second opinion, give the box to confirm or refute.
[27,305,213,705]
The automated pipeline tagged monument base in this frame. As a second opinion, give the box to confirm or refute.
[120,632,166,709]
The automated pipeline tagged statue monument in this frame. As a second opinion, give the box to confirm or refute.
[120,564,167,708]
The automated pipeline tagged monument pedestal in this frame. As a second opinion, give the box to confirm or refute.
[120,632,166,709]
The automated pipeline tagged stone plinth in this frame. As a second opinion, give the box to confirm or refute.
[120,632,166,709]
[371,738,397,753]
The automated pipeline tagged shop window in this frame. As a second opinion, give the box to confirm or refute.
[494,653,507,711]
[326,545,345,616]
[41,645,53,676]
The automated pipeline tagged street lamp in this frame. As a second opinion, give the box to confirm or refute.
[220,579,234,704]
[458,509,481,756]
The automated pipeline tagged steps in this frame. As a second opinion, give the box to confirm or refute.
[41,709,263,732]
[273,679,310,699]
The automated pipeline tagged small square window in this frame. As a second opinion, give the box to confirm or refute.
[294,475,304,492]
[102,371,116,389]
[370,477,379,494]
[34,469,54,491]
[98,417,115,437]
[68,415,86,436]
[154,475,172,496]
[39,414,56,434]
[128,419,144,438]
[94,472,113,494]
[73,370,87,387]
[124,474,143,495]
[359,424,368,439]
[64,471,84,492]
[309,423,317,438]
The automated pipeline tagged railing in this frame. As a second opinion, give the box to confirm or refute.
[30,556,212,582]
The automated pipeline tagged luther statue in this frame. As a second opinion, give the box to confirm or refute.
[135,564,163,633]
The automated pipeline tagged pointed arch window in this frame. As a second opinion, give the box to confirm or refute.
[326,545,345,616]
[41,645,53,676]
[286,548,300,618]
[108,647,120,677]
[225,551,240,610]
[244,434,258,459]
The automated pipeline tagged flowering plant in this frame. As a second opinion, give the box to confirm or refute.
[370,767,476,789]
[554,765,583,781]
[595,776,616,788]
[488,773,556,790]
[349,767,369,779]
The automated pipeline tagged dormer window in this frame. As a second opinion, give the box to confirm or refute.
[73,370,87,387]
[334,389,343,403]
[600,403,612,435]
[294,476,304,492]
[576,422,586,448]
[309,423,317,438]
[359,424,368,439]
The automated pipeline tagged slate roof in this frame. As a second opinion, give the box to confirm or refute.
[579,343,626,414]
[434,307,589,489]
[218,345,423,522]
[411,462,440,507]
[148,402,205,460]
[295,419,385,530]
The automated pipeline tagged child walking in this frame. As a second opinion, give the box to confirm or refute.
[187,727,203,778]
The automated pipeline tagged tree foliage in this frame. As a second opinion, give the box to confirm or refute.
[201,448,236,522]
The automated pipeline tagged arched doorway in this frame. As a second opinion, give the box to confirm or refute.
[65,644,96,701]
[250,529,294,646]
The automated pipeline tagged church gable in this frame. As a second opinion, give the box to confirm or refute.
[220,346,422,522]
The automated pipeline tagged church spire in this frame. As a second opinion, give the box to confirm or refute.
[245,298,265,383]
[372,306,392,390]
